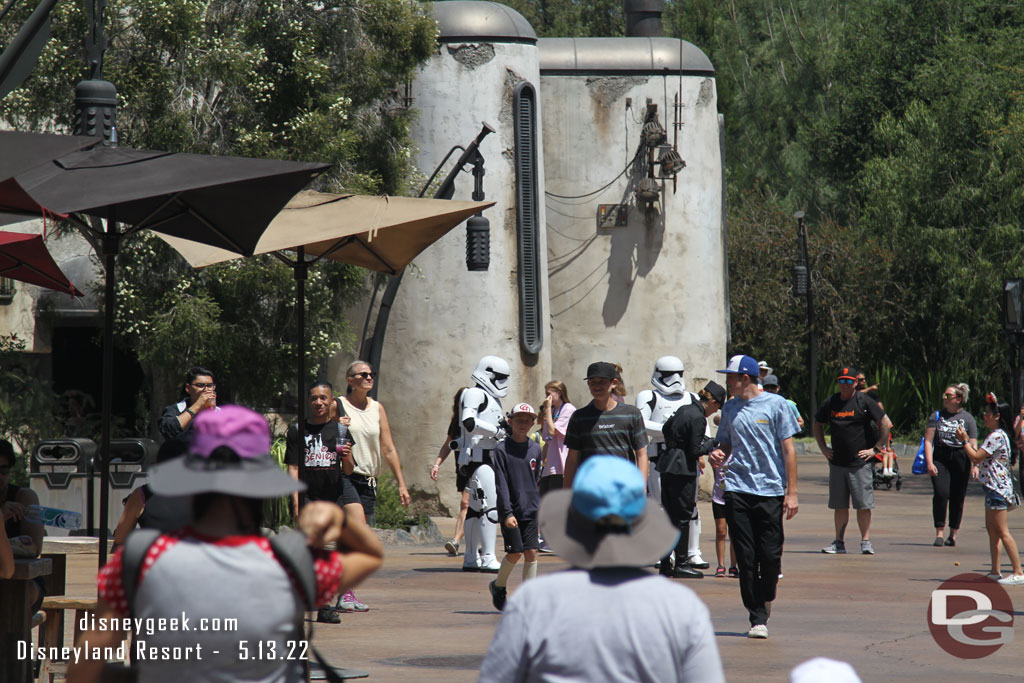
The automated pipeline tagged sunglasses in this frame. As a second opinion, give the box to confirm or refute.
[350,372,375,380]
[942,392,959,400]
[191,382,216,390]
[837,378,855,385]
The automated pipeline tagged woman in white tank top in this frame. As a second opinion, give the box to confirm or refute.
[331,360,411,612]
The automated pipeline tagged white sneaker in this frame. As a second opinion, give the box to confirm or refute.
[479,556,502,573]
[747,624,768,639]
[998,574,1024,585]
[687,553,710,569]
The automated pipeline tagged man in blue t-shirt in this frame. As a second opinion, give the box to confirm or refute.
[709,355,799,640]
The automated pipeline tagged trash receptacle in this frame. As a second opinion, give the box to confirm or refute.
[102,438,159,531]
[30,438,97,536]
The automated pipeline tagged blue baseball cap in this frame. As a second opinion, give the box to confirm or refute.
[717,354,759,376]
[538,456,678,569]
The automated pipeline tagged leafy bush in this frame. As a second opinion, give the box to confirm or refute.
[262,435,293,531]
[374,470,430,531]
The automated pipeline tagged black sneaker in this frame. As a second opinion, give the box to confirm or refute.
[316,606,341,624]
[489,580,508,611]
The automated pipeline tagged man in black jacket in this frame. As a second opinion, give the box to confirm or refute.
[657,381,726,578]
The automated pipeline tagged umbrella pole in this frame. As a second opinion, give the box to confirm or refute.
[98,226,118,568]
[295,246,306,519]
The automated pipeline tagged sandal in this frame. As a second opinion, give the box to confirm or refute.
[714,566,726,577]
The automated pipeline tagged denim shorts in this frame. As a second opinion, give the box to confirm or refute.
[984,489,1009,511]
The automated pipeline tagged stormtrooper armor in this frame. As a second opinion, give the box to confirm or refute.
[459,356,510,572]
[636,356,705,566]
[637,356,692,472]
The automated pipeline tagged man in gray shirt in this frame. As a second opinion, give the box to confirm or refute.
[480,456,724,683]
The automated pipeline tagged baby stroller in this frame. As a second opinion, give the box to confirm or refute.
[871,445,902,491]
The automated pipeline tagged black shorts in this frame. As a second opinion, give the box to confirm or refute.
[347,473,377,526]
[305,475,361,508]
[501,517,539,554]
[538,475,563,495]
[712,501,728,520]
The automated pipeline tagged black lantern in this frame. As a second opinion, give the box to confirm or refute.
[466,214,490,271]
[1001,278,1024,333]
[791,264,808,297]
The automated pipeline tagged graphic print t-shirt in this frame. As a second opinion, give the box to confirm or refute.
[284,421,344,502]
[926,409,978,449]
[564,402,648,465]
[978,429,1014,500]
[814,393,885,467]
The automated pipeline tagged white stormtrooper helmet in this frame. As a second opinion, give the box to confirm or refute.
[651,356,685,395]
[471,356,511,399]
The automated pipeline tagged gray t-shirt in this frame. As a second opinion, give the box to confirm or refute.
[927,409,977,449]
[479,568,724,683]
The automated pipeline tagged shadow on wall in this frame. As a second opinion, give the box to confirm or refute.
[603,140,666,326]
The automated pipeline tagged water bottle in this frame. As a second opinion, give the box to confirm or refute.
[25,504,82,530]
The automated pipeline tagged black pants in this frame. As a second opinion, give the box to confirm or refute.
[725,491,784,627]
[931,448,971,530]
[660,473,697,567]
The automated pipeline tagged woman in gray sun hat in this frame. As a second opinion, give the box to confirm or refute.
[70,405,383,683]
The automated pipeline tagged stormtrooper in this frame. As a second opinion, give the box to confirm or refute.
[636,356,708,569]
[457,355,511,573]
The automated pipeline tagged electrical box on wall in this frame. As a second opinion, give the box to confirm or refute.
[597,204,629,229]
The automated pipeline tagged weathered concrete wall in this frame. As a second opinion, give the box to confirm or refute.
[541,71,726,401]
[382,40,550,514]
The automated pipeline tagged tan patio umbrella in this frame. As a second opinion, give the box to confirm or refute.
[156,190,494,274]
[154,189,494,498]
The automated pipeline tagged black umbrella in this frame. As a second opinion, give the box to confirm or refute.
[0,142,329,565]
[0,129,100,181]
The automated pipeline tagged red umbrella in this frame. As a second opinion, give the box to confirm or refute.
[0,230,80,296]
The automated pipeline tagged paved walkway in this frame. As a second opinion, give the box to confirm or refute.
[55,452,1023,681]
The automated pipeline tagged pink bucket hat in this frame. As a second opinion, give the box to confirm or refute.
[149,405,304,498]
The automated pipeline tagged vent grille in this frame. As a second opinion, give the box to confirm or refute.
[514,82,542,355]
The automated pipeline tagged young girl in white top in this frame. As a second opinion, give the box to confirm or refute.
[959,394,1024,585]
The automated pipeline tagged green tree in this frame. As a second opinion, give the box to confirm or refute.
[672,0,1024,411]
[0,334,62,479]
[1,0,438,416]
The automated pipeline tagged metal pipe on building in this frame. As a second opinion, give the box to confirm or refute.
[623,0,665,37]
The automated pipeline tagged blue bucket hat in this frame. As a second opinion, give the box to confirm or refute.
[538,456,679,569]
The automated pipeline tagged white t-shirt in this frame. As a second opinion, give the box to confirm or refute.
[979,429,1014,500]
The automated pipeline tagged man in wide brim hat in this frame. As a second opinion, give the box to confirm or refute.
[480,456,725,682]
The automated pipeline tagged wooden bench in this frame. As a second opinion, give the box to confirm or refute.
[38,597,98,683]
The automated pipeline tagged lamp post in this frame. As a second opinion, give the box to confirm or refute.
[74,0,117,566]
[360,123,495,397]
[791,211,816,415]
[1001,278,1024,483]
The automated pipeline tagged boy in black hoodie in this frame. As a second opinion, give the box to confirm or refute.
[489,402,543,610]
